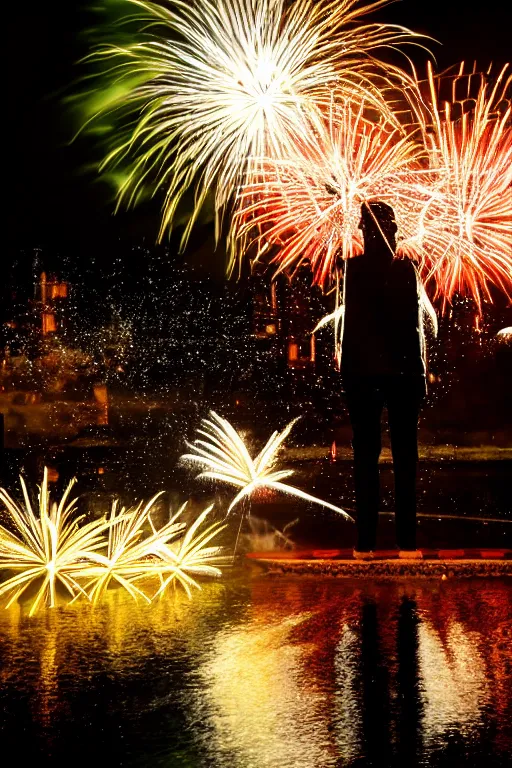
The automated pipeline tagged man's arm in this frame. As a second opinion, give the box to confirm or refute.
[390,259,424,373]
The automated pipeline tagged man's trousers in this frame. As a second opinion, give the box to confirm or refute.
[344,375,425,551]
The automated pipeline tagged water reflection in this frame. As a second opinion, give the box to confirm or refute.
[200,613,338,767]
[0,577,510,766]
[419,620,488,745]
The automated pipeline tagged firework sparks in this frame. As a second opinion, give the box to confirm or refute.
[80,497,227,603]
[313,304,346,334]
[182,410,353,519]
[237,62,511,313]
[0,469,110,616]
[0,472,228,613]
[235,96,430,287]
[77,493,184,604]
[151,504,228,599]
[497,326,512,340]
[82,0,425,252]
[400,63,512,311]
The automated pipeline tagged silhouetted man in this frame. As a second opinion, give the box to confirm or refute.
[341,202,426,559]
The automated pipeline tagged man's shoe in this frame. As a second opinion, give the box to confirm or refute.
[398,549,423,560]
[353,549,374,561]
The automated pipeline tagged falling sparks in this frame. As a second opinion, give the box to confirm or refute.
[182,410,353,519]
[81,0,425,252]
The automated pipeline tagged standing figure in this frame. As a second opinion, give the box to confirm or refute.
[341,202,426,559]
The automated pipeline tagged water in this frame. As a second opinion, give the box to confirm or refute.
[1,449,511,551]
[0,574,510,766]
[0,447,510,764]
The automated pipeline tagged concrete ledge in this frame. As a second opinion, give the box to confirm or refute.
[247,554,512,578]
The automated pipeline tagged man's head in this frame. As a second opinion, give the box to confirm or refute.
[359,201,397,254]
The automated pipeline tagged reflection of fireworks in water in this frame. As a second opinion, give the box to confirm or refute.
[202,612,336,767]
[83,0,424,254]
[0,471,227,614]
[401,63,512,311]
[236,96,429,287]
[182,410,352,520]
[0,577,510,760]
[418,619,490,747]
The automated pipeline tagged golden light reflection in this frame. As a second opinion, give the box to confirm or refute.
[197,579,365,767]
[38,623,59,727]
[333,624,362,762]
[0,577,510,763]
[418,619,490,746]
[200,612,339,767]
[0,579,230,680]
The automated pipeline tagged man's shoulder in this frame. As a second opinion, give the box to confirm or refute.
[391,256,418,283]
[345,253,368,273]
[392,255,416,271]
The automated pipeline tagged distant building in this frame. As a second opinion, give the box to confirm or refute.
[250,263,328,374]
[34,272,69,337]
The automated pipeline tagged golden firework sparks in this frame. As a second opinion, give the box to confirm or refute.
[0,469,110,616]
[0,472,228,613]
[76,492,184,604]
[182,410,353,519]
[151,504,228,599]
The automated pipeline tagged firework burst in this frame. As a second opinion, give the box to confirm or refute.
[182,410,353,519]
[0,472,228,613]
[151,504,228,599]
[79,497,227,603]
[82,0,425,252]
[400,62,512,311]
[0,469,110,616]
[235,96,430,287]
[77,493,183,604]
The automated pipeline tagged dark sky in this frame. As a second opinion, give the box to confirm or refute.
[5,0,512,255]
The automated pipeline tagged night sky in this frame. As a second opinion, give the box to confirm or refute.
[5,0,512,262]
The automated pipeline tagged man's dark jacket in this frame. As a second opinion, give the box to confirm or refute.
[341,251,425,379]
